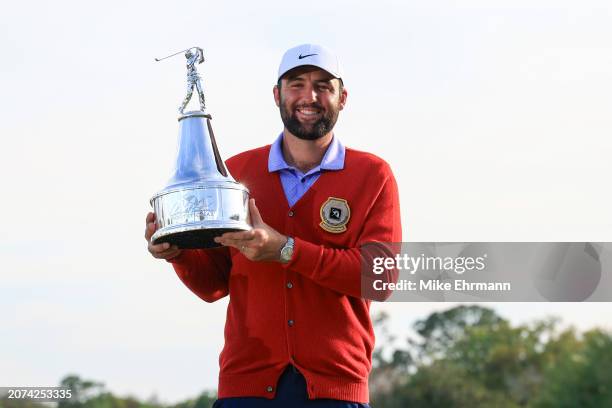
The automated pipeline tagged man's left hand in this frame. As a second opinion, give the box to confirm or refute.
[214,198,288,262]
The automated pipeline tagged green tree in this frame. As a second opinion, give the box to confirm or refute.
[396,361,519,408]
[58,375,105,408]
[370,305,586,408]
[370,311,414,400]
[0,398,47,408]
[57,375,170,408]
[534,329,612,408]
[412,305,506,362]
[168,391,217,408]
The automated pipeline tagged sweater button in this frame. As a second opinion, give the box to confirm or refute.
[288,319,294,327]
[266,386,273,392]
[286,282,293,289]
[288,210,294,217]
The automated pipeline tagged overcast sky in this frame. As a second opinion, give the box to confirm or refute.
[1,0,611,403]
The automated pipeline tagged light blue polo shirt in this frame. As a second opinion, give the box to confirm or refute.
[268,133,345,207]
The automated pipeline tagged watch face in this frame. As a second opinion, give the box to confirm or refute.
[280,238,294,263]
[281,246,293,262]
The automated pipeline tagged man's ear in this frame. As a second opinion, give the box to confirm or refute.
[338,87,348,111]
[273,84,281,107]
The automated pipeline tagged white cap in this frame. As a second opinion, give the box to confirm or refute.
[277,44,343,81]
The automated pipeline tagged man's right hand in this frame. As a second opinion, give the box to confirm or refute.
[145,212,182,260]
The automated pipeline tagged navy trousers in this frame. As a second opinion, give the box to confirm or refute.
[212,365,371,408]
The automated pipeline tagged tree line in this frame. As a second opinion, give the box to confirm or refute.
[370,305,611,407]
[1,305,610,408]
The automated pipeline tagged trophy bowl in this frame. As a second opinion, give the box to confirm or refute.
[150,181,250,249]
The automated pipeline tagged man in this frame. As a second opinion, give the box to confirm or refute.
[145,44,402,407]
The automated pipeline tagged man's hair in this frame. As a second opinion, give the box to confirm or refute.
[276,77,344,93]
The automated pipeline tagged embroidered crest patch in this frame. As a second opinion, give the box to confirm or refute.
[319,197,351,233]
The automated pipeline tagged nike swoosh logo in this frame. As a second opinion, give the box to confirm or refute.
[298,53,318,59]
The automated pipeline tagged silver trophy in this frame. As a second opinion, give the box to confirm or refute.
[150,47,250,249]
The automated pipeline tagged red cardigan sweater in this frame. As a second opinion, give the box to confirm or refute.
[169,145,402,403]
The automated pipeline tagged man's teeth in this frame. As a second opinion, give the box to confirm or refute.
[298,108,320,116]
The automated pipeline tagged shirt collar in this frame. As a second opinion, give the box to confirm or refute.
[268,133,345,173]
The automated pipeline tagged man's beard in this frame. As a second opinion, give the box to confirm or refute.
[279,99,340,141]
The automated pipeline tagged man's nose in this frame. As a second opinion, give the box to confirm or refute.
[300,83,318,103]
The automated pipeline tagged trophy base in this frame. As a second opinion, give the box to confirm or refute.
[150,180,251,250]
[152,227,244,249]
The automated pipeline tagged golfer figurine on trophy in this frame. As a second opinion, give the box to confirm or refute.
[179,47,206,114]
[150,46,251,249]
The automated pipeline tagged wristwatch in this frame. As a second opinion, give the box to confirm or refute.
[279,237,295,264]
